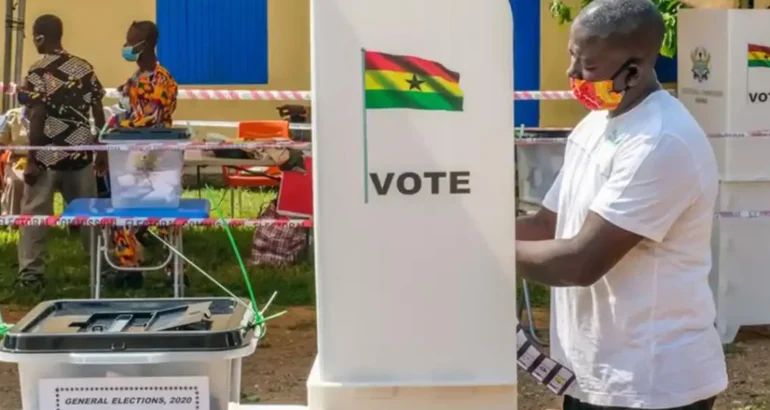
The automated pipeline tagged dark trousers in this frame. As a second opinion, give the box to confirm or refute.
[564,396,717,410]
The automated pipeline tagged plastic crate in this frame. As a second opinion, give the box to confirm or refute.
[102,128,190,208]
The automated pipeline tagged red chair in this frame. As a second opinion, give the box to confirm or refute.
[222,121,290,216]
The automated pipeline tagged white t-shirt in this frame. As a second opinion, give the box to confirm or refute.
[542,90,727,408]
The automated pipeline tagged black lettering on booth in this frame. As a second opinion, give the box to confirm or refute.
[369,171,471,196]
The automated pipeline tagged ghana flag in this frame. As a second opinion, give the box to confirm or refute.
[748,44,770,68]
[363,50,464,112]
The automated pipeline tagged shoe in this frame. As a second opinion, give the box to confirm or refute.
[134,227,153,248]
[101,270,144,290]
[15,273,44,290]
[101,269,126,288]
[124,272,144,289]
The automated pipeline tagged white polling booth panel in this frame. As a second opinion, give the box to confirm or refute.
[679,9,770,343]
[309,0,517,408]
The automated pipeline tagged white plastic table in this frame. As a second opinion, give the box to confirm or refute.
[61,198,211,299]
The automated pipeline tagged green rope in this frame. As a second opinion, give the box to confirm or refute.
[220,215,263,315]
[205,187,285,338]
[0,309,10,337]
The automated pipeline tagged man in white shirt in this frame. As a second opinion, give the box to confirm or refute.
[516,1,727,409]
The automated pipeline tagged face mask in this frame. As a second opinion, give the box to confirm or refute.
[122,41,144,62]
[17,92,32,107]
[569,60,634,111]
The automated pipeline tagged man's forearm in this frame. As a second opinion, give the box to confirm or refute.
[27,105,46,146]
[26,104,47,163]
[516,239,587,287]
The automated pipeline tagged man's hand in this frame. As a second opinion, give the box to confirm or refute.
[94,151,108,176]
[23,159,40,186]
[517,207,558,241]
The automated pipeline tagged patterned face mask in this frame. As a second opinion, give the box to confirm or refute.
[569,77,624,111]
[569,59,634,111]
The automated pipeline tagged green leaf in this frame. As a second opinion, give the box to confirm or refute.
[549,0,575,24]
[548,0,684,57]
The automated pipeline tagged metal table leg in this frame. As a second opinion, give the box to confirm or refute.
[196,166,202,198]
[94,229,104,300]
[173,227,184,298]
[89,226,97,299]
[519,279,545,345]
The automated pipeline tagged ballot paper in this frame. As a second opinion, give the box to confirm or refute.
[516,325,576,395]
[111,166,182,207]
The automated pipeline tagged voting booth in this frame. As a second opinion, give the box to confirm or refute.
[308,0,518,408]
[678,9,770,343]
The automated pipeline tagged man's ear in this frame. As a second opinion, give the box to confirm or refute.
[623,63,641,89]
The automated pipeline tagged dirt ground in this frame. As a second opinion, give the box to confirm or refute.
[0,306,768,410]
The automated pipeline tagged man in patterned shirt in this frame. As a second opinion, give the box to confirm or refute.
[17,14,107,288]
[105,20,179,289]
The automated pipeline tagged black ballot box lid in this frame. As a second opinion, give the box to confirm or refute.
[102,127,191,141]
[1,297,254,354]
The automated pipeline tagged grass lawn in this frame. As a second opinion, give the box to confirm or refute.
[0,186,548,317]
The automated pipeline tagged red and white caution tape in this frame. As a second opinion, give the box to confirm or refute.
[0,215,313,228]
[6,140,309,152]
[112,89,312,101]
[173,120,311,131]
[0,83,312,101]
[515,129,770,146]
[512,91,575,100]
[516,138,570,146]
[0,83,675,101]
[0,213,760,227]
[718,211,770,219]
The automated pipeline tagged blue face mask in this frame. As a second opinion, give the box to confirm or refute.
[122,41,144,62]
[17,92,32,107]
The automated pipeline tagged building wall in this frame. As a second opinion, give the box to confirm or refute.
[539,0,587,128]
[6,1,745,132]
[1,0,310,137]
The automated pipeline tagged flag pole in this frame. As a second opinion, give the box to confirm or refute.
[361,48,370,204]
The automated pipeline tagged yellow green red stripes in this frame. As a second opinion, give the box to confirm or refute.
[363,50,463,112]
[748,44,770,68]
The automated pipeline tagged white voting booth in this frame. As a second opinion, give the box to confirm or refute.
[308,0,518,409]
[678,9,770,343]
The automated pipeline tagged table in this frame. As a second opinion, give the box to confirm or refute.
[62,198,210,299]
[184,150,276,168]
[185,150,276,199]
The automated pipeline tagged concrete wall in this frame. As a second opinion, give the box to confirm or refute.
[0,0,310,137]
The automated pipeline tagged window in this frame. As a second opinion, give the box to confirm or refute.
[156,0,269,85]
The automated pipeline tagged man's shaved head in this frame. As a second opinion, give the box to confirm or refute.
[573,0,665,58]
[33,14,63,43]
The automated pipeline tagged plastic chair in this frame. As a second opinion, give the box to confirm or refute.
[222,120,290,216]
